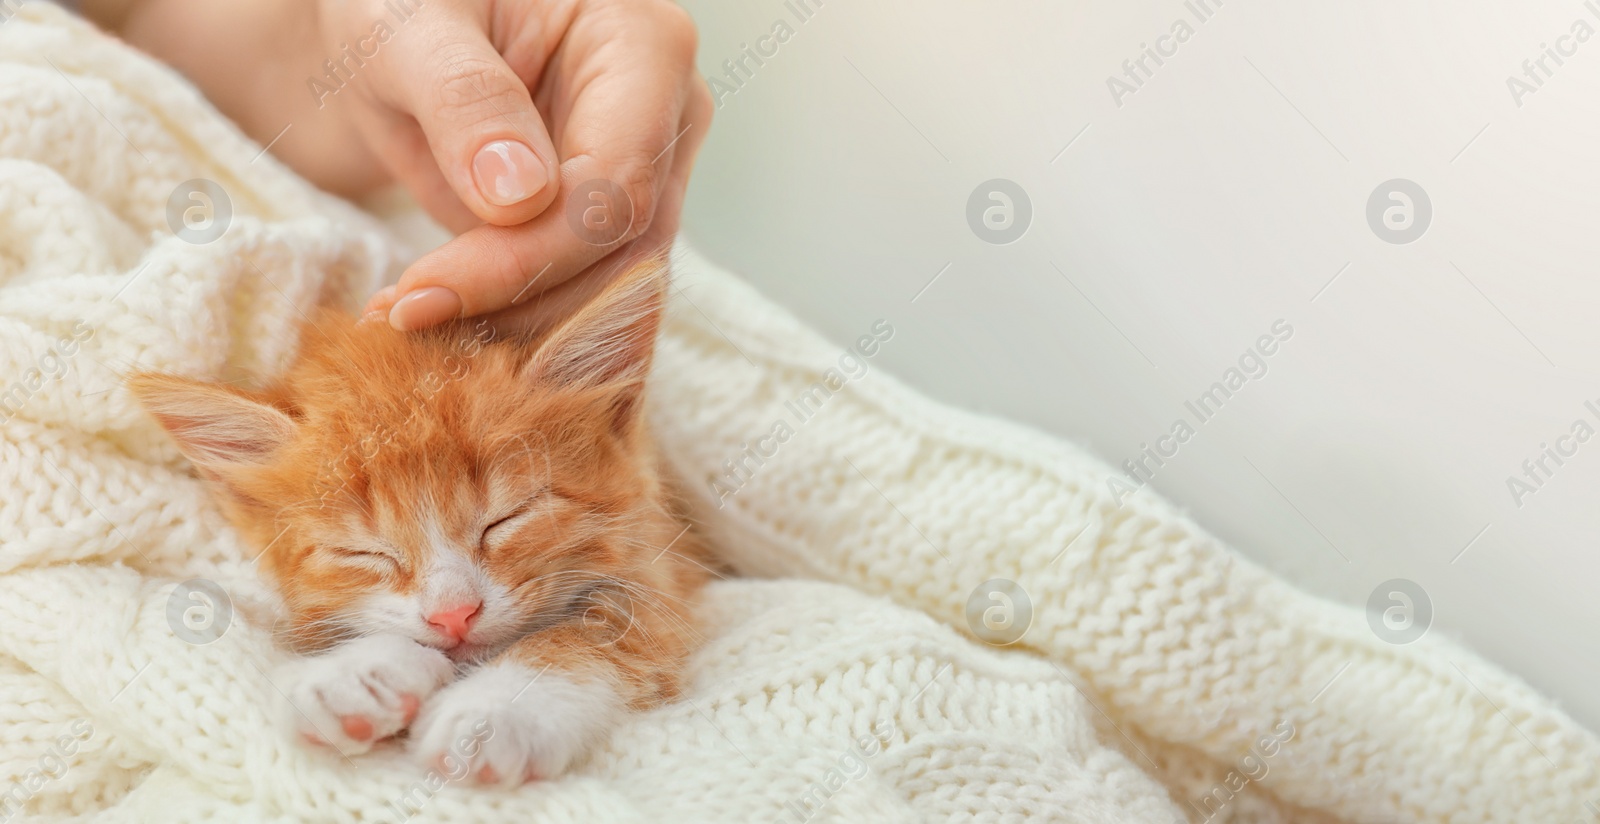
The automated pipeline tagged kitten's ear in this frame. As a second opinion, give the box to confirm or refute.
[522,259,666,402]
[127,373,297,474]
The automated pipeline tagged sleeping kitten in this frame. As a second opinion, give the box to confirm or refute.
[129,262,709,784]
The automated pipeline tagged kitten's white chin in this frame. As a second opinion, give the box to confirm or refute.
[442,641,490,664]
[432,636,514,665]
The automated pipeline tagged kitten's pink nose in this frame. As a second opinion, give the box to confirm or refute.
[426,601,481,645]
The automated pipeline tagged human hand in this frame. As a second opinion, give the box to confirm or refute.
[102,0,708,332]
[311,0,711,332]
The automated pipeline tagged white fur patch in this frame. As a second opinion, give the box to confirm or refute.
[275,635,453,756]
[409,662,623,784]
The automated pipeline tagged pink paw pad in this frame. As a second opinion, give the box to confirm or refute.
[341,715,375,742]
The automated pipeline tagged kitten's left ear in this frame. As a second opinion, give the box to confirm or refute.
[522,259,666,431]
[128,373,298,477]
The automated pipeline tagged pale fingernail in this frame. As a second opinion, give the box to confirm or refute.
[472,140,546,206]
[358,308,387,325]
[388,286,462,332]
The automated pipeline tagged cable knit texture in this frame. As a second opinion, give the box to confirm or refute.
[1,6,1595,823]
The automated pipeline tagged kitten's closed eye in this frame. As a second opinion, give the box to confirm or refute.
[480,497,544,551]
[326,546,402,573]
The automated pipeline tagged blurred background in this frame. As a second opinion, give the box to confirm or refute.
[676,0,1600,729]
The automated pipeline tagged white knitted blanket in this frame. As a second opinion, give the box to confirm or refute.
[1,7,1596,823]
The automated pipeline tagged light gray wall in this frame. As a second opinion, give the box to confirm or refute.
[678,0,1600,729]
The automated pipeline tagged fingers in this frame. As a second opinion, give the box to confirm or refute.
[387,125,694,337]
[384,1,704,332]
[361,285,399,322]
[377,1,561,227]
[479,89,709,338]
[381,162,619,331]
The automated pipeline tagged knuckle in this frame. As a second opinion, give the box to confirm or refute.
[654,3,700,59]
[687,81,713,124]
[432,55,524,121]
[615,162,660,238]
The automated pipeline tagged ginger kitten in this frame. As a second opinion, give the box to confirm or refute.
[130,262,708,784]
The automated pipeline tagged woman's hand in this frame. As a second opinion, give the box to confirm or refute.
[106,0,711,333]
[329,0,712,332]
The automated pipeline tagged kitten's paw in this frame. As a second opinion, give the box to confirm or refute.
[277,635,454,755]
[410,662,622,785]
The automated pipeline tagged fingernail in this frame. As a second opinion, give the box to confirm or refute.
[473,140,546,206]
[389,286,462,332]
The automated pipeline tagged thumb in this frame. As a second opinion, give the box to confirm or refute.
[384,9,560,226]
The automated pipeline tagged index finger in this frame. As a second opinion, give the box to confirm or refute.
[384,2,701,331]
